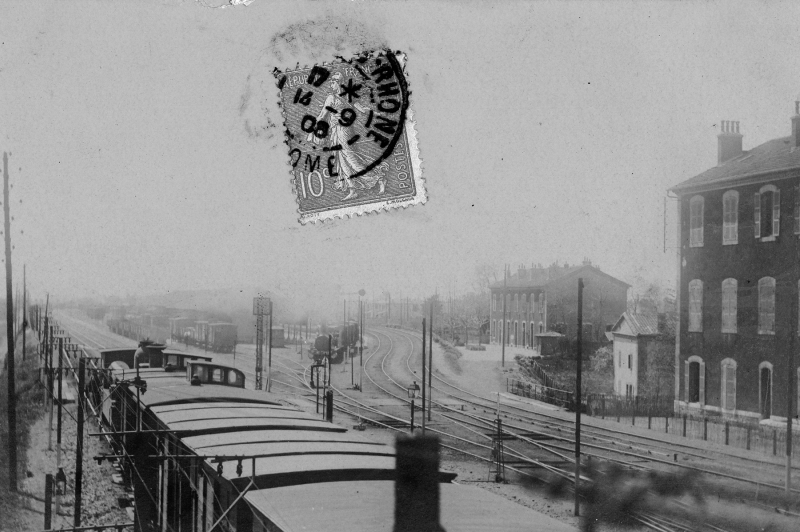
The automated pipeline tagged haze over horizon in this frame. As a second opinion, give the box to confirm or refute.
[4,1,800,314]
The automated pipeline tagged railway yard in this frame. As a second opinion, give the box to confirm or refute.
[18,308,792,532]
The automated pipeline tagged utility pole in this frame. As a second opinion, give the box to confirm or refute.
[74,357,85,527]
[428,300,433,422]
[574,278,584,517]
[56,337,64,517]
[359,299,363,392]
[21,265,26,360]
[267,308,273,392]
[788,216,799,494]
[501,265,507,367]
[3,151,17,492]
[422,318,426,434]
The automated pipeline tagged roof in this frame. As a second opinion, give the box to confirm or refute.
[490,264,630,290]
[671,135,800,194]
[611,312,659,337]
[245,480,576,532]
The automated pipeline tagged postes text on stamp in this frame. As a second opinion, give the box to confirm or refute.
[275,50,425,224]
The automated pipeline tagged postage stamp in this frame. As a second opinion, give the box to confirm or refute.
[274,50,425,224]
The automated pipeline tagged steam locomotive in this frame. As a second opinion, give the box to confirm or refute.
[309,322,360,364]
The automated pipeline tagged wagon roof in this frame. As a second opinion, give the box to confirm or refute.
[136,383,282,408]
[245,480,575,532]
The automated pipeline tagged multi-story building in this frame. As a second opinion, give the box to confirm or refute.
[670,106,800,423]
[488,260,629,352]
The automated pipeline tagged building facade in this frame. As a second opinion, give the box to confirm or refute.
[611,312,668,397]
[489,260,629,352]
[671,110,800,423]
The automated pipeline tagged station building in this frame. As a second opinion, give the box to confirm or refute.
[670,105,800,424]
[488,260,629,353]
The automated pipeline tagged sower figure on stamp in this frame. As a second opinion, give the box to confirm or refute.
[308,72,388,200]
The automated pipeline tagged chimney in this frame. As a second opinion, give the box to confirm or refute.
[717,120,743,164]
[518,265,527,281]
[792,100,800,148]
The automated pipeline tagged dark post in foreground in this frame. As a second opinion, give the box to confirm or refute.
[574,277,584,517]
[325,389,333,422]
[74,357,85,527]
[44,473,53,530]
[394,434,446,532]
[3,151,17,492]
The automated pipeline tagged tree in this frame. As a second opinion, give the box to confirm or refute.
[473,262,499,294]
[639,340,674,399]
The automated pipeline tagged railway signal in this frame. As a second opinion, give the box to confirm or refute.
[253,295,272,391]
[407,381,420,434]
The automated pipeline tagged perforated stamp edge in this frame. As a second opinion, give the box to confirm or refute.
[273,51,426,225]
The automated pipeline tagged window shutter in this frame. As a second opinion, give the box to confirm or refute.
[699,360,706,406]
[773,188,781,236]
[795,184,800,234]
[755,192,761,237]
[684,360,690,402]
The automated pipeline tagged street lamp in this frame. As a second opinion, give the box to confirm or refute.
[55,466,67,495]
[407,381,421,433]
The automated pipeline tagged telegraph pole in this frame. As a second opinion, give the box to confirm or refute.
[574,278,584,517]
[422,318,426,434]
[267,307,273,392]
[3,152,17,492]
[501,265,507,367]
[21,265,26,360]
[788,221,799,494]
[74,357,85,527]
[359,299,363,392]
[428,300,433,422]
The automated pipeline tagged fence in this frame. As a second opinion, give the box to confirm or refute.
[585,394,675,418]
[507,378,575,409]
[602,411,800,459]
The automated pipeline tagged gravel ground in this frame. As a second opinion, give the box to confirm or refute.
[12,391,130,531]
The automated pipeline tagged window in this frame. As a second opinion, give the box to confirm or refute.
[759,362,773,419]
[720,359,737,411]
[628,354,632,369]
[539,293,544,315]
[685,356,705,405]
[755,185,780,240]
[492,320,496,339]
[721,278,737,333]
[688,279,703,332]
[618,350,622,368]
[514,294,519,312]
[227,370,242,386]
[689,195,704,247]
[492,295,496,312]
[758,277,776,334]
[722,190,738,244]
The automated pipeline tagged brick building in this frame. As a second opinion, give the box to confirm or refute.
[670,106,800,424]
[488,260,629,353]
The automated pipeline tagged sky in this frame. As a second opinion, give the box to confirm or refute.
[3,0,800,316]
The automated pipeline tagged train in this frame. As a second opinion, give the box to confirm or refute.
[169,317,239,353]
[308,321,360,364]
[86,341,544,532]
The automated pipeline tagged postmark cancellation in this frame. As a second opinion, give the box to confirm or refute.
[274,50,425,224]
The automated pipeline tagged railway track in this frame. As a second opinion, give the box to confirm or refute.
[53,312,789,531]
[384,326,800,494]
